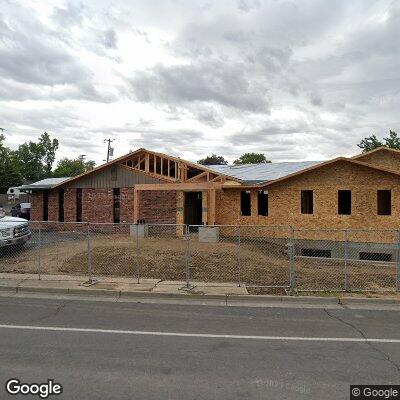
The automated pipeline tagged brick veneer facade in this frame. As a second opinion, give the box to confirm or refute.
[139,190,177,224]
[30,191,44,221]
[64,188,77,222]
[30,187,177,224]
[82,189,114,223]
[48,190,59,222]
[120,187,134,223]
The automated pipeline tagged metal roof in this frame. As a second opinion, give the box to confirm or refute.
[19,177,71,190]
[208,161,322,184]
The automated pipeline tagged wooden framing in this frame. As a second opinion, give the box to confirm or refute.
[134,183,223,191]
[119,149,240,185]
[52,147,241,190]
[208,188,216,225]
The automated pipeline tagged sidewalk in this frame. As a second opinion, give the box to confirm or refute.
[0,273,249,296]
[1,273,400,308]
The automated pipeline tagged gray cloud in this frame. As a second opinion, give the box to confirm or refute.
[0,0,399,165]
[0,2,116,102]
[128,60,270,113]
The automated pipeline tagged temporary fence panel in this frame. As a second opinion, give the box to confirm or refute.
[346,229,397,292]
[0,219,39,276]
[135,224,187,283]
[187,225,239,286]
[293,229,347,291]
[37,222,88,278]
[237,225,292,288]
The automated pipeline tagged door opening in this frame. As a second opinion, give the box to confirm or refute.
[184,192,203,227]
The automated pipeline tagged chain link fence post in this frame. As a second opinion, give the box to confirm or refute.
[135,224,141,284]
[344,229,349,291]
[185,225,190,288]
[37,222,42,280]
[289,226,296,293]
[87,222,92,284]
[397,230,400,292]
[236,226,241,287]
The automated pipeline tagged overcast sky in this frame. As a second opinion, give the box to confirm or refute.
[0,0,399,165]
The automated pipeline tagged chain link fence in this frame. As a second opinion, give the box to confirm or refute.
[1,219,399,292]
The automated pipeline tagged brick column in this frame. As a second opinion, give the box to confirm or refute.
[48,189,59,222]
[30,192,44,221]
[64,188,77,222]
[120,187,134,223]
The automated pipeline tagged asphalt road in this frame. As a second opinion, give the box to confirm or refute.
[0,295,399,400]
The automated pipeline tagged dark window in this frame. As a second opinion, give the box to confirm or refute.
[58,189,64,222]
[240,191,251,216]
[377,190,391,215]
[338,190,351,215]
[258,190,268,216]
[359,252,392,262]
[301,248,332,258]
[43,192,49,221]
[76,189,82,222]
[113,188,120,223]
[301,190,313,214]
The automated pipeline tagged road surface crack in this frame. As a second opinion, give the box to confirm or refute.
[324,308,400,375]
[28,300,68,323]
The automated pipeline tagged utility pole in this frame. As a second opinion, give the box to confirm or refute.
[103,138,115,162]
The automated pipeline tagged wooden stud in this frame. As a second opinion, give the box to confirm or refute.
[186,171,207,182]
[208,188,216,225]
[145,154,149,172]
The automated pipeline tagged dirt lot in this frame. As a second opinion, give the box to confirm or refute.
[0,231,396,292]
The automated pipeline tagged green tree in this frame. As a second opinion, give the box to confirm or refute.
[357,130,400,153]
[16,132,59,181]
[197,154,228,165]
[39,132,59,175]
[233,152,271,165]
[0,134,22,193]
[53,157,96,178]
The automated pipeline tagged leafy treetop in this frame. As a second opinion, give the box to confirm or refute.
[197,154,228,165]
[357,130,400,153]
[233,152,271,165]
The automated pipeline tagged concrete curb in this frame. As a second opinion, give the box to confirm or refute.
[1,283,399,307]
[339,297,400,305]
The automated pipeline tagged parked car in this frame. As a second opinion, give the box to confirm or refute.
[0,215,31,249]
[11,203,31,220]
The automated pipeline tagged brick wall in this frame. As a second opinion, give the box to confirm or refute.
[64,188,77,222]
[216,160,400,232]
[31,192,44,221]
[120,187,134,223]
[48,190,59,222]
[82,188,114,223]
[139,190,177,224]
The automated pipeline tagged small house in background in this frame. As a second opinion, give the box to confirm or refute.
[19,147,400,235]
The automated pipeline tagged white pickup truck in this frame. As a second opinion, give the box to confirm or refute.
[0,215,31,248]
